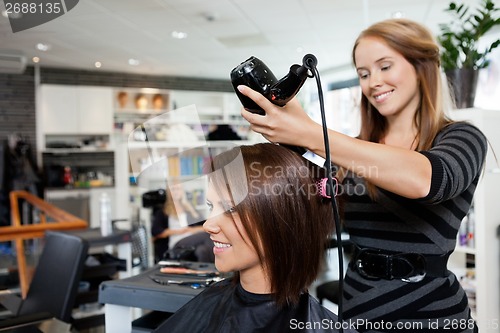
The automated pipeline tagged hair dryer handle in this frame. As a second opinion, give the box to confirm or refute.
[270,64,311,106]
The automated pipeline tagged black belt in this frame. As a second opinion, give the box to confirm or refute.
[351,246,450,283]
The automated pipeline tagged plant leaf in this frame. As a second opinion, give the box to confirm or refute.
[439,0,500,70]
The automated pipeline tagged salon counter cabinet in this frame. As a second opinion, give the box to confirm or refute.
[39,85,113,135]
[45,186,117,229]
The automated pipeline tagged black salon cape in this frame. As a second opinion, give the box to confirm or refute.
[154,279,357,333]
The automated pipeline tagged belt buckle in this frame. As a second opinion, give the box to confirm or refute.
[399,253,427,283]
[356,259,381,280]
[355,248,384,280]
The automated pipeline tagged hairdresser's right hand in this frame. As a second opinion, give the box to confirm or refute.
[238,85,321,149]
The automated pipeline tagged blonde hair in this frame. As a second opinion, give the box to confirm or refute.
[162,182,196,218]
[352,18,453,151]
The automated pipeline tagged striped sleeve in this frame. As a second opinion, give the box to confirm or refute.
[418,122,487,204]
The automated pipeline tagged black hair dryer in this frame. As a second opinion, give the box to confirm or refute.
[230,54,317,154]
[230,54,317,115]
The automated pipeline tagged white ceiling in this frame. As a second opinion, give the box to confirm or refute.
[0,0,487,80]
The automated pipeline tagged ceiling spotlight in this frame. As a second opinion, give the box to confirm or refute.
[94,61,102,68]
[36,43,51,51]
[391,11,405,18]
[171,31,188,39]
[32,57,40,63]
[296,46,304,53]
[128,58,140,66]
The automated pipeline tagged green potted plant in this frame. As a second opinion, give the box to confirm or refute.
[438,0,500,108]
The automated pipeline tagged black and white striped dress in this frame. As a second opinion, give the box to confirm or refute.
[340,122,487,333]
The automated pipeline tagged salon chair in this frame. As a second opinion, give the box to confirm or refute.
[0,231,89,332]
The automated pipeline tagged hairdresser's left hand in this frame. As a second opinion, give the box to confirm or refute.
[238,85,321,149]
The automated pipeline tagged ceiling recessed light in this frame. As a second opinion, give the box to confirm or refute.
[36,43,51,51]
[171,31,188,39]
[95,61,102,68]
[296,46,304,53]
[391,11,405,18]
[128,58,140,66]
[32,57,40,63]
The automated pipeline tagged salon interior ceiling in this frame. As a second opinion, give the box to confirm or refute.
[0,0,496,80]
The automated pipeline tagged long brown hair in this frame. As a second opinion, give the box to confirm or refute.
[352,18,453,150]
[206,143,334,307]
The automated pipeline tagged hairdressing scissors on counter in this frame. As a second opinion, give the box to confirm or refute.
[150,276,225,289]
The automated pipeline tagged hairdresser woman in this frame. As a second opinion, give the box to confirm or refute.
[239,19,486,333]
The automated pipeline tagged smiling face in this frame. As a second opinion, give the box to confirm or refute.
[354,36,421,122]
[203,182,266,290]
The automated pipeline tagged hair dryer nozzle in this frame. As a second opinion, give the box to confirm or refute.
[230,56,277,115]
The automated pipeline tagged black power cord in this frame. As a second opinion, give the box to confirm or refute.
[303,54,344,330]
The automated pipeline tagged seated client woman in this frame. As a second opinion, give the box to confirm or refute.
[154,143,356,333]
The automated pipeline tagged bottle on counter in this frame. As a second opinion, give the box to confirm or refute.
[99,192,112,236]
[63,166,74,187]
